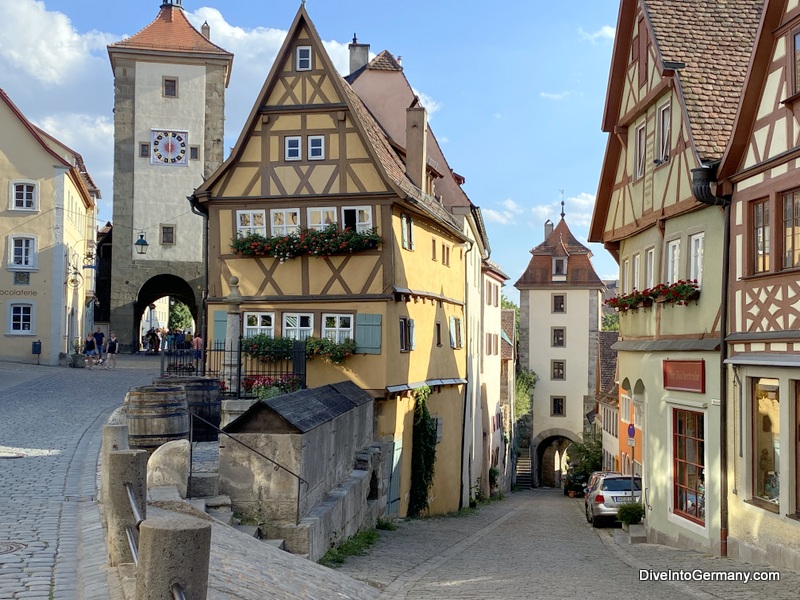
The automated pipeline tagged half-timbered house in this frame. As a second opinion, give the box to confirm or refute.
[589,0,761,554]
[712,0,800,570]
[192,6,471,517]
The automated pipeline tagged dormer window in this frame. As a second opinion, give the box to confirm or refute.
[553,258,567,276]
[296,46,312,71]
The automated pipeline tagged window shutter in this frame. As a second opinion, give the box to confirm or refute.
[212,310,227,346]
[401,214,408,249]
[449,316,456,348]
[458,318,464,349]
[409,319,416,350]
[355,313,382,354]
[409,217,415,250]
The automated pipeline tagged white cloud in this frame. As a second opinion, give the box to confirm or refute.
[411,88,442,116]
[525,192,597,228]
[0,0,113,85]
[500,199,525,214]
[483,208,512,225]
[484,198,528,225]
[539,91,572,101]
[579,25,616,44]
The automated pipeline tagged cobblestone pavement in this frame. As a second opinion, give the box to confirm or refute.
[338,488,800,600]
[0,357,161,599]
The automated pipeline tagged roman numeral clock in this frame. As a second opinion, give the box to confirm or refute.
[151,130,188,165]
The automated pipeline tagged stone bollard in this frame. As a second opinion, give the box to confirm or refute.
[107,450,148,566]
[135,515,211,600]
[100,425,130,504]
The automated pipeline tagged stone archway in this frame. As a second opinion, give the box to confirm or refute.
[531,428,581,488]
[131,275,200,353]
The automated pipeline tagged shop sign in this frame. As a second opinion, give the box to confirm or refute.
[663,359,705,393]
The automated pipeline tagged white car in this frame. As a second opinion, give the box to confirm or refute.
[584,474,642,527]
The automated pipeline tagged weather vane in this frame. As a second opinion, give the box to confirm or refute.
[559,189,565,219]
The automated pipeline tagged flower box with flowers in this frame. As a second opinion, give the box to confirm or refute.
[230,224,382,261]
[650,280,701,306]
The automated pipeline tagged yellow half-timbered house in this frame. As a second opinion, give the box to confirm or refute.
[590,0,761,555]
[192,6,469,516]
[714,0,800,571]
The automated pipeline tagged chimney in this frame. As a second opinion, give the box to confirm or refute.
[349,34,370,74]
[201,21,211,40]
[406,105,428,190]
[544,219,554,238]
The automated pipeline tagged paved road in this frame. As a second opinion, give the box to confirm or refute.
[0,357,161,599]
[338,488,800,600]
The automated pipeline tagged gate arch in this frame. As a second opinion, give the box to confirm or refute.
[133,274,200,351]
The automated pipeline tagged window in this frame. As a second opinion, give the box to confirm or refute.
[160,225,175,245]
[139,144,150,158]
[783,190,800,269]
[753,378,780,510]
[634,123,646,180]
[442,244,450,266]
[622,258,630,293]
[634,403,642,428]
[553,294,565,313]
[486,281,492,305]
[236,210,266,237]
[270,209,300,236]
[621,394,631,423]
[632,253,641,291]
[494,284,499,307]
[493,334,499,355]
[307,207,337,231]
[190,146,200,160]
[283,313,313,340]
[656,102,670,163]
[8,303,33,334]
[689,232,704,286]
[8,236,36,270]
[401,213,414,250]
[244,312,274,338]
[342,206,372,233]
[285,136,301,161]
[432,239,437,261]
[551,360,566,380]
[449,316,463,349]
[431,416,444,443]
[308,136,325,160]
[296,46,312,71]
[753,199,770,273]
[322,314,353,343]
[399,317,415,352]
[486,332,493,355]
[645,248,655,288]
[10,182,37,211]
[552,327,565,347]
[435,322,442,347]
[163,77,178,98]
[551,397,566,417]
[673,408,705,524]
[666,239,680,283]
[795,32,800,95]
[553,258,566,276]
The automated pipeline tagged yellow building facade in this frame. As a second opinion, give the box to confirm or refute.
[193,7,469,516]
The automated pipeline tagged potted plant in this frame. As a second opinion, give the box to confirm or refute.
[71,338,86,368]
[617,502,645,530]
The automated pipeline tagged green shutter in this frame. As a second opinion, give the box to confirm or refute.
[355,313,382,354]
[212,310,226,346]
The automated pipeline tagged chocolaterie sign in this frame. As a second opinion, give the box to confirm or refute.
[662,359,705,393]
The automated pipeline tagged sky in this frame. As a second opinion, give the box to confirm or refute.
[0,0,620,304]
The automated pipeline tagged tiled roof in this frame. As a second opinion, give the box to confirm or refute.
[644,0,762,161]
[368,50,403,71]
[109,3,231,56]
[34,125,101,198]
[501,309,516,360]
[599,331,619,396]
[515,219,604,288]
[482,258,509,280]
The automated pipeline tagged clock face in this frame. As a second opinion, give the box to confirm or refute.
[151,130,188,166]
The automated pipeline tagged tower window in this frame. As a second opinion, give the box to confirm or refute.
[163,77,178,98]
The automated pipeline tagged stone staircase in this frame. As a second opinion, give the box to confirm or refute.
[516,451,532,489]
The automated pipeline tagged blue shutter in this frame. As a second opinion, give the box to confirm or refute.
[355,313,382,354]
[449,316,456,348]
[409,319,415,350]
[212,310,226,346]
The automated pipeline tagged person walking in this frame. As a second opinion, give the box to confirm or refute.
[93,327,105,365]
[106,331,120,369]
[83,332,97,369]
[191,333,203,371]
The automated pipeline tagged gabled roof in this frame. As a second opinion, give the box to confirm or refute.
[515,219,604,288]
[225,381,372,434]
[193,6,464,237]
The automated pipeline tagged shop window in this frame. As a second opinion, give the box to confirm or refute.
[753,378,780,512]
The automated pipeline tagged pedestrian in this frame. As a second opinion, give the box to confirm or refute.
[106,331,120,369]
[83,332,97,369]
[175,329,185,353]
[192,333,203,369]
[93,327,105,365]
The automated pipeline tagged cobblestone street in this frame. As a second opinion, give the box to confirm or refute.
[339,488,800,600]
[0,357,160,599]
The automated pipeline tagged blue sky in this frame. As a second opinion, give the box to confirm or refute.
[0,0,620,303]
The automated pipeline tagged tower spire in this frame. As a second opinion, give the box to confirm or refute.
[559,189,565,219]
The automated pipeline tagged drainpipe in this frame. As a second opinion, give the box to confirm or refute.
[691,163,731,557]
[188,194,209,353]
[459,239,475,509]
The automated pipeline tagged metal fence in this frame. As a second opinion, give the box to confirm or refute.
[160,338,306,398]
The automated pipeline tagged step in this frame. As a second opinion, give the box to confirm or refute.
[186,498,208,513]
[207,507,238,526]
[189,472,219,498]
[202,494,232,509]
[233,524,260,538]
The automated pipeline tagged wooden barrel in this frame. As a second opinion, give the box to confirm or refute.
[153,377,221,442]
[126,385,189,453]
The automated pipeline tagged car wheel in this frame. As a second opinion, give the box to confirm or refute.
[591,512,603,528]
[585,504,593,524]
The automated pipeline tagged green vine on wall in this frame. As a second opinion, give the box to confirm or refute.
[408,386,437,518]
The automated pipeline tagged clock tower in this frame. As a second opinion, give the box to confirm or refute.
[107,0,233,351]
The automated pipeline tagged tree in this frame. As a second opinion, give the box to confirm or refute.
[168,300,192,331]
[602,313,619,331]
[567,430,603,476]
[515,367,537,419]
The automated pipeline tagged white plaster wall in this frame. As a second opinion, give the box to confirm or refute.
[132,61,206,262]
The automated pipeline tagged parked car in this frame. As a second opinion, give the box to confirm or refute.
[563,470,589,496]
[584,473,642,527]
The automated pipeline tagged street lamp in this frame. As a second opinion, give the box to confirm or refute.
[134,233,149,255]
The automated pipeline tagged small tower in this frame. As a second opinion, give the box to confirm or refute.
[107,1,233,350]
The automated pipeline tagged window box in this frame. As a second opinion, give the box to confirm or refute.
[230,224,382,261]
